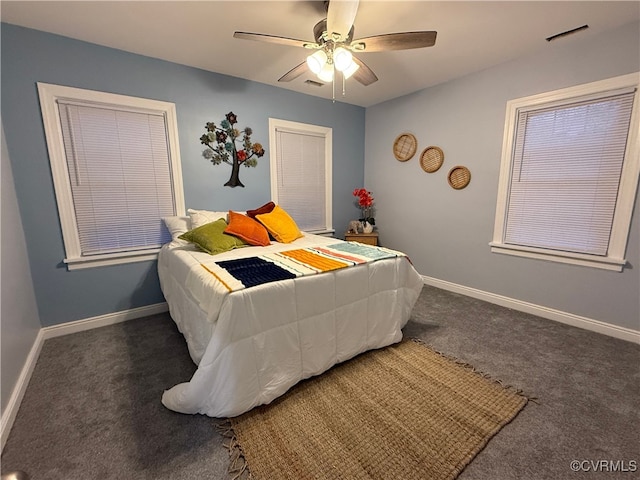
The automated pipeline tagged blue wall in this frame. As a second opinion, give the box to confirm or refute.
[1,23,365,327]
[365,21,640,331]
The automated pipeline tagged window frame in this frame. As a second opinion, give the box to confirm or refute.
[268,118,333,235]
[491,73,640,272]
[38,82,185,270]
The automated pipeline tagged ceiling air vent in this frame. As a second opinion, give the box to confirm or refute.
[546,24,589,42]
[305,79,324,87]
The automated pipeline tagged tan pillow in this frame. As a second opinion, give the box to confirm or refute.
[187,209,228,228]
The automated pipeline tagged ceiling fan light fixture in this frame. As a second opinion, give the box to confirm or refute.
[235,0,438,95]
[306,50,327,74]
[333,47,354,72]
[342,61,360,79]
[318,62,334,83]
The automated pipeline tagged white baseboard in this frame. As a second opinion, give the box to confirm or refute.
[41,302,168,340]
[1,329,44,451]
[1,302,169,452]
[422,275,640,344]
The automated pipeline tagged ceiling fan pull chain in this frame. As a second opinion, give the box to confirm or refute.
[332,65,336,103]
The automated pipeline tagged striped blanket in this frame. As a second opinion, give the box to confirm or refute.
[200,242,406,293]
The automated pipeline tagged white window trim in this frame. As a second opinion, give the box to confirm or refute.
[38,82,185,270]
[268,118,333,234]
[491,73,640,272]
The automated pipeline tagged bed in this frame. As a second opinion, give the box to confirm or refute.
[158,215,423,418]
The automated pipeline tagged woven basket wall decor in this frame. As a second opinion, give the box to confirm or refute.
[420,146,444,173]
[393,133,417,162]
[447,166,471,189]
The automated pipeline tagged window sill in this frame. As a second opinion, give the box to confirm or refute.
[489,243,626,272]
[304,229,336,237]
[64,249,161,270]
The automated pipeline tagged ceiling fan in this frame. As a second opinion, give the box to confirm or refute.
[233,0,437,90]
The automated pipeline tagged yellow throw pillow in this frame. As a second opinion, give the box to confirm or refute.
[256,205,303,243]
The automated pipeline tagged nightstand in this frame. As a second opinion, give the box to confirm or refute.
[344,232,378,246]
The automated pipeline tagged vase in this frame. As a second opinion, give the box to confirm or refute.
[362,221,374,234]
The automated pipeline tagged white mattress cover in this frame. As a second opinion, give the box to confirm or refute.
[158,233,423,417]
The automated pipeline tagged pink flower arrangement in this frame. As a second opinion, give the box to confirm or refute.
[353,188,375,225]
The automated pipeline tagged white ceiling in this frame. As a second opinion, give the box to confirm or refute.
[2,1,639,107]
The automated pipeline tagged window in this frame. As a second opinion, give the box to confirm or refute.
[268,118,333,234]
[491,73,639,271]
[38,83,185,270]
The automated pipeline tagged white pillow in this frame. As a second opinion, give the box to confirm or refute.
[162,216,191,240]
[187,209,228,228]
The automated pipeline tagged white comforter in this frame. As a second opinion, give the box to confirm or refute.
[158,234,423,418]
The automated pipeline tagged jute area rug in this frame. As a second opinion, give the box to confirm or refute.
[221,339,528,480]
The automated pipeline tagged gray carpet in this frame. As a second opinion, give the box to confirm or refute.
[2,285,639,479]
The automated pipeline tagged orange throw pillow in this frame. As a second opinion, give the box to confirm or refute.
[225,210,271,246]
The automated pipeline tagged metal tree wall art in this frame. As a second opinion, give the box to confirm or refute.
[200,112,265,188]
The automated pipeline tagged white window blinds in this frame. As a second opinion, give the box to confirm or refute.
[58,102,176,256]
[504,90,635,256]
[274,128,328,232]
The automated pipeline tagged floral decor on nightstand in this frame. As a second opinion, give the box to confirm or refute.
[353,188,375,233]
[200,111,265,188]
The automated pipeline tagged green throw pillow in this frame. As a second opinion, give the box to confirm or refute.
[179,218,247,255]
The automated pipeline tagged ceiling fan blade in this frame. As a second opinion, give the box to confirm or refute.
[326,0,359,40]
[278,61,309,82]
[352,31,437,52]
[351,56,378,86]
[306,1,329,16]
[233,31,309,49]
